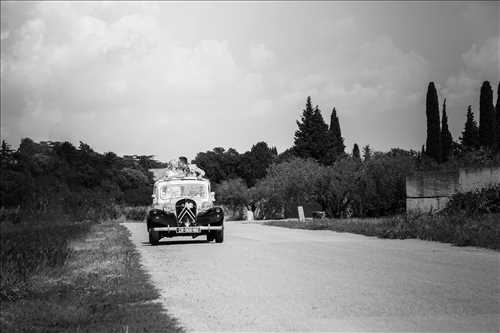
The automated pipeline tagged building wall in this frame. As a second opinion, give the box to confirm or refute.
[406,167,500,213]
[459,167,500,192]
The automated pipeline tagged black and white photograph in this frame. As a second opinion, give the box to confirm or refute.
[1,1,499,332]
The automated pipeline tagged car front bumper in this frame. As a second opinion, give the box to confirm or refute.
[152,225,223,232]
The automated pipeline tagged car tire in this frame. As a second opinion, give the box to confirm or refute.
[207,233,214,242]
[149,229,160,246]
[215,228,224,243]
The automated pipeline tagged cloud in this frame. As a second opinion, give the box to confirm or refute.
[249,44,275,69]
[461,37,499,79]
[273,35,430,150]
[1,2,497,160]
[442,36,499,139]
[1,7,244,157]
[0,4,431,157]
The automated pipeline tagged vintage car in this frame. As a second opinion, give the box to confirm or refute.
[146,175,224,245]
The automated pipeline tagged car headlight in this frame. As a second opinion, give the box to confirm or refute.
[200,201,212,212]
[163,202,175,212]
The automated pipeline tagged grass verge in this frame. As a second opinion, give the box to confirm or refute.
[0,221,183,332]
[265,213,500,250]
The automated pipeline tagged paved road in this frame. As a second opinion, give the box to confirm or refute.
[123,222,500,332]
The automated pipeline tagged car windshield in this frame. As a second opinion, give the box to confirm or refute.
[160,182,208,199]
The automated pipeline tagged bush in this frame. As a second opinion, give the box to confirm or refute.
[443,185,500,216]
[124,206,148,221]
[215,178,250,219]
[254,151,416,219]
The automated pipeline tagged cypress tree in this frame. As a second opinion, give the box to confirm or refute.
[323,107,345,164]
[425,82,441,162]
[440,98,453,161]
[460,105,480,149]
[479,81,495,148]
[352,143,361,161]
[362,145,371,161]
[293,97,330,162]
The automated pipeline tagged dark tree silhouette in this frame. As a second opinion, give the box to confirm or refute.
[362,145,372,161]
[425,82,441,162]
[238,141,277,187]
[479,81,495,148]
[293,97,330,163]
[352,143,361,161]
[193,147,242,184]
[460,105,480,149]
[323,107,346,164]
[440,98,453,161]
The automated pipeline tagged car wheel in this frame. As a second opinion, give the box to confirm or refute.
[207,233,214,242]
[215,228,224,243]
[149,229,160,246]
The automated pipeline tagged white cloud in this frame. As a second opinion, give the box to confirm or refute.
[1,2,497,159]
[250,44,275,69]
[441,36,499,141]
[461,37,499,79]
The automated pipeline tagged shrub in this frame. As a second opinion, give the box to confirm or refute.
[215,178,250,211]
[444,185,500,216]
[254,151,416,219]
[124,206,148,221]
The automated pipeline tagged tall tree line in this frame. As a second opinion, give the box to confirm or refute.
[425,80,500,163]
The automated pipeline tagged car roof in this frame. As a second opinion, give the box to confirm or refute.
[155,177,210,185]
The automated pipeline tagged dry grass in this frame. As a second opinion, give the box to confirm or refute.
[0,221,183,333]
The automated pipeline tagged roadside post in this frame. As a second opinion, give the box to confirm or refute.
[298,206,305,222]
[246,209,254,222]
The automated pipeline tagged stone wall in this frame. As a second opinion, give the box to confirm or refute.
[406,167,500,213]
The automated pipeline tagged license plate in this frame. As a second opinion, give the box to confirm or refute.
[176,227,201,233]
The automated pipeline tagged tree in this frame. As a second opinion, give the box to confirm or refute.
[352,143,361,161]
[0,140,15,166]
[425,82,441,162]
[460,105,480,149]
[215,178,250,219]
[238,142,277,187]
[293,97,330,163]
[479,81,495,148]
[440,98,453,161]
[323,107,346,164]
[192,147,242,184]
[276,147,295,163]
[362,145,372,161]
[257,157,324,217]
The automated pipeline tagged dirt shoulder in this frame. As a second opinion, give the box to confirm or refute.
[1,221,183,333]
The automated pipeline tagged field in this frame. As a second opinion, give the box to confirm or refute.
[0,220,182,333]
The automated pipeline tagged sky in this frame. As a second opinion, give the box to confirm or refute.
[1,1,499,161]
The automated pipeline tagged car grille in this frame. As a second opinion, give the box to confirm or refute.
[175,198,197,226]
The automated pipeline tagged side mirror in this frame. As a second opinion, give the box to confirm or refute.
[210,192,216,202]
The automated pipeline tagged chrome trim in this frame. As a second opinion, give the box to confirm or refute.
[153,226,223,232]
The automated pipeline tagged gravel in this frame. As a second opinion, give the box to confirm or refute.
[123,222,500,332]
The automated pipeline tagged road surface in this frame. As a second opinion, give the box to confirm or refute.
[123,222,500,332]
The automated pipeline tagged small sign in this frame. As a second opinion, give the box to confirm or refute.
[298,206,305,222]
